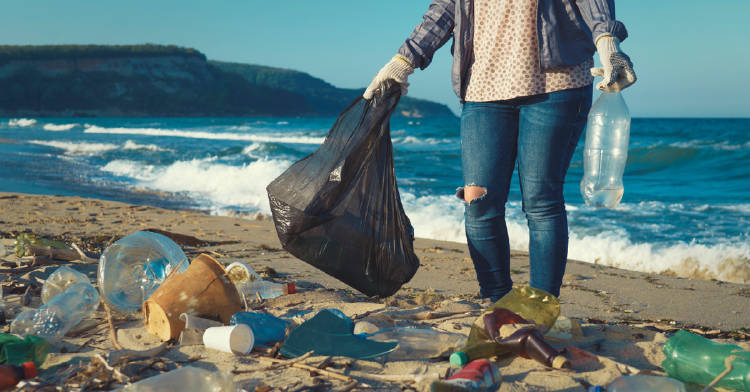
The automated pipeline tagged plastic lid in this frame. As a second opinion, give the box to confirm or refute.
[22,361,37,379]
[285,283,296,294]
[449,351,468,367]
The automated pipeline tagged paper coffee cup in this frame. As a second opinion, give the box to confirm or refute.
[203,324,254,354]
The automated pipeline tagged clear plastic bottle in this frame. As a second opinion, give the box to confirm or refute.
[237,280,296,300]
[367,327,467,361]
[580,92,631,209]
[41,266,90,303]
[11,281,99,341]
[121,366,236,392]
[662,329,750,391]
[608,375,686,392]
[98,231,189,314]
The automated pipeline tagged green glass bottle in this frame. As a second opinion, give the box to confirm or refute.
[662,330,750,391]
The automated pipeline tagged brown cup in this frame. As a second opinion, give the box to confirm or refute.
[143,253,242,341]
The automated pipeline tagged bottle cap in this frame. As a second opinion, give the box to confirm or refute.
[551,355,570,369]
[285,283,296,294]
[449,351,468,367]
[22,361,37,379]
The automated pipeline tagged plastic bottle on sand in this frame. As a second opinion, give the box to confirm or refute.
[580,92,631,209]
[11,282,99,340]
[608,375,686,392]
[366,327,467,361]
[226,261,295,300]
[0,361,37,390]
[42,266,90,303]
[662,329,750,391]
[122,366,236,392]
[98,231,188,314]
[430,359,501,392]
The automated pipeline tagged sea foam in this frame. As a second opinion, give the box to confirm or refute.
[84,125,324,145]
[8,118,36,127]
[43,123,78,131]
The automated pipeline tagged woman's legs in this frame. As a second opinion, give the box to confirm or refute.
[516,86,592,296]
[460,101,519,301]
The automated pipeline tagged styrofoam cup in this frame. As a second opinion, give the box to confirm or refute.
[202,324,254,354]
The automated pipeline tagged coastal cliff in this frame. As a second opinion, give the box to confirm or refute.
[0,45,455,118]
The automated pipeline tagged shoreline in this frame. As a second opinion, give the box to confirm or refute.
[1,192,748,331]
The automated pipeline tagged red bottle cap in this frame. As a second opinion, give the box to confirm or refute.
[285,283,296,294]
[21,361,37,379]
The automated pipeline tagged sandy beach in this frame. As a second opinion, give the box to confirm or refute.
[1,192,748,391]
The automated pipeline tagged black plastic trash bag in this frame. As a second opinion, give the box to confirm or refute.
[266,82,419,297]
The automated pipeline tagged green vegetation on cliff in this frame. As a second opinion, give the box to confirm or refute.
[0,44,455,118]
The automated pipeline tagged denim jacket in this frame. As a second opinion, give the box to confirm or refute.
[397,0,628,100]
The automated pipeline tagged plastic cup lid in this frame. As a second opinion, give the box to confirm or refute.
[449,351,468,367]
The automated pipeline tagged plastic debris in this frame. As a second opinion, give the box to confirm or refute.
[280,309,397,359]
[11,281,99,341]
[663,329,750,391]
[143,254,242,341]
[121,366,236,392]
[203,324,254,355]
[178,313,222,346]
[0,361,37,390]
[430,359,501,392]
[608,375,686,392]
[98,230,189,314]
[230,311,290,346]
[41,266,90,303]
[0,334,49,367]
[366,327,467,360]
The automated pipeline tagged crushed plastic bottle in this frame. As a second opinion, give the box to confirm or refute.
[11,281,99,341]
[608,375,686,392]
[229,311,290,346]
[41,266,90,303]
[663,329,750,391]
[98,231,189,314]
[430,359,501,392]
[366,327,467,361]
[121,366,236,392]
[580,92,631,209]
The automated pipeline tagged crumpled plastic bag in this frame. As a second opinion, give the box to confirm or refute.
[266,81,419,297]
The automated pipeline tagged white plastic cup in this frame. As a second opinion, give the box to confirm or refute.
[179,313,223,346]
[202,324,254,354]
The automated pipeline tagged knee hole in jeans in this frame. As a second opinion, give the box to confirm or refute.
[456,185,487,204]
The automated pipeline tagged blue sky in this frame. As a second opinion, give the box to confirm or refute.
[1,1,748,117]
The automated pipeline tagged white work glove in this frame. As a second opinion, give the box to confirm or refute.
[363,55,414,100]
[591,35,637,92]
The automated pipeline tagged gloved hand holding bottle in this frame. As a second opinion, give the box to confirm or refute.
[363,55,414,100]
[591,35,637,92]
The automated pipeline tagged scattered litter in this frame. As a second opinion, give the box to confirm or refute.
[143,254,242,341]
[11,281,99,341]
[40,265,90,303]
[203,324,254,355]
[98,230,189,314]
[280,309,397,359]
[121,366,236,391]
[230,311,290,346]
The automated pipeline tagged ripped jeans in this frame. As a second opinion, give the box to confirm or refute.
[459,85,592,300]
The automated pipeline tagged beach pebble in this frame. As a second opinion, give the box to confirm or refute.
[354,321,379,335]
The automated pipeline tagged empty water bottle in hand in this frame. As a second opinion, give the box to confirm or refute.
[11,281,99,340]
[580,92,631,209]
[98,231,188,314]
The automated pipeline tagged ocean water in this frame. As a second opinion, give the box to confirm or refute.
[1,115,748,284]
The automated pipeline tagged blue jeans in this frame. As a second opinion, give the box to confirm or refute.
[459,86,592,300]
